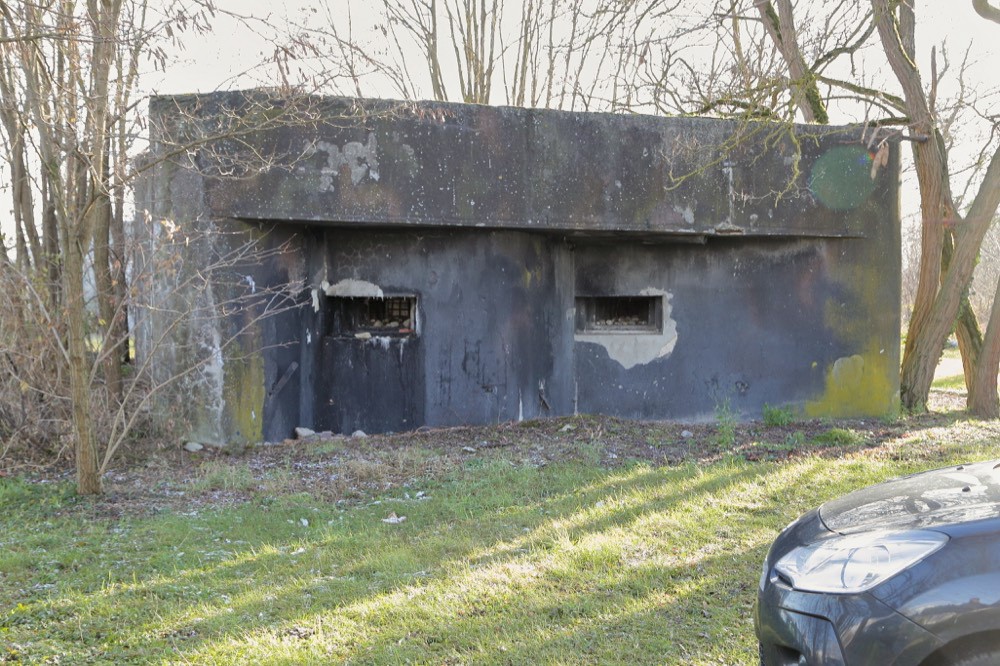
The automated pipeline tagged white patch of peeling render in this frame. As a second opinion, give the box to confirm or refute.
[575,289,678,370]
[673,204,695,225]
[194,314,226,447]
[311,288,320,312]
[323,278,384,299]
[305,133,381,192]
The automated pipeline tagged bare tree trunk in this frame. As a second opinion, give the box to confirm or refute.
[972,0,1000,24]
[65,0,124,494]
[1,0,224,492]
[93,167,123,399]
[754,0,828,123]
[969,276,1000,416]
[111,171,130,368]
[966,154,1000,416]
[9,149,41,268]
[64,233,102,494]
[941,231,984,394]
[0,70,42,270]
[954,299,983,393]
[884,0,999,412]
[874,0,956,410]
[42,176,61,308]
[908,143,1000,412]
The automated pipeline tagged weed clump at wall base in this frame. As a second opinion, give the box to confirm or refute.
[811,428,866,448]
[762,404,795,427]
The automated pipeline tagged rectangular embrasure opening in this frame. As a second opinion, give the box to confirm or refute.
[327,296,417,337]
[575,296,661,333]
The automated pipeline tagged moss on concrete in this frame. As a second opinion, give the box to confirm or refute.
[805,342,898,418]
[222,336,266,445]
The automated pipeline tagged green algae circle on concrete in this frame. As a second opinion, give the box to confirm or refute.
[809,145,876,211]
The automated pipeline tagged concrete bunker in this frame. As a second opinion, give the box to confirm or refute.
[135,92,901,445]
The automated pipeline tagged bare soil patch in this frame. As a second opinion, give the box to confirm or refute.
[2,390,973,519]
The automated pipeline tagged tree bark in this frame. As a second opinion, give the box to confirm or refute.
[972,0,1000,24]
[41,176,61,308]
[954,297,983,393]
[93,168,123,399]
[111,171,130,368]
[0,50,42,269]
[64,234,102,494]
[969,273,1000,416]
[901,143,1000,411]
[754,0,829,123]
[873,0,956,410]
[942,231,984,394]
[965,150,1000,415]
[66,0,124,494]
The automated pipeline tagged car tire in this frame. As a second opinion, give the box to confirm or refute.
[948,649,1000,666]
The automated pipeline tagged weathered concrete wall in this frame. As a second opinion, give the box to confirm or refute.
[138,92,900,444]
[133,146,311,445]
[297,229,574,436]
[152,92,885,239]
[132,138,231,446]
[574,236,898,420]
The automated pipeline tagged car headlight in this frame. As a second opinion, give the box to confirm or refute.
[773,529,948,594]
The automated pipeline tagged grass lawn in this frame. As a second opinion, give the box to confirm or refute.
[2,414,1000,664]
[931,342,966,391]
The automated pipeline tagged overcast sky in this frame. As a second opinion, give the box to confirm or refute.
[151,1,997,99]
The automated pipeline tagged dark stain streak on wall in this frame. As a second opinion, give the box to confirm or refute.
[135,92,900,445]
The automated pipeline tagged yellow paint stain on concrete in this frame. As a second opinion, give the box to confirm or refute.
[223,340,265,444]
[803,246,899,418]
[523,268,543,288]
[805,343,898,418]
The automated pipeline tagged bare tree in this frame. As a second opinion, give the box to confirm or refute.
[718,0,1000,414]
[0,0,132,492]
[275,0,689,112]
[0,0,219,492]
[867,0,1000,415]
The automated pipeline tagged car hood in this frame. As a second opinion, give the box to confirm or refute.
[820,459,1000,534]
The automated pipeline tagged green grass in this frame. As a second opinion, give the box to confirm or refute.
[713,400,737,447]
[932,373,966,391]
[3,422,1000,664]
[929,339,963,391]
[761,404,795,427]
[809,427,867,448]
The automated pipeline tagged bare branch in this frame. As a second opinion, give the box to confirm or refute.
[972,0,1000,24]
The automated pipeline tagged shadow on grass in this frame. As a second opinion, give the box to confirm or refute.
[4,404,999,664]
[1,455,865,665]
